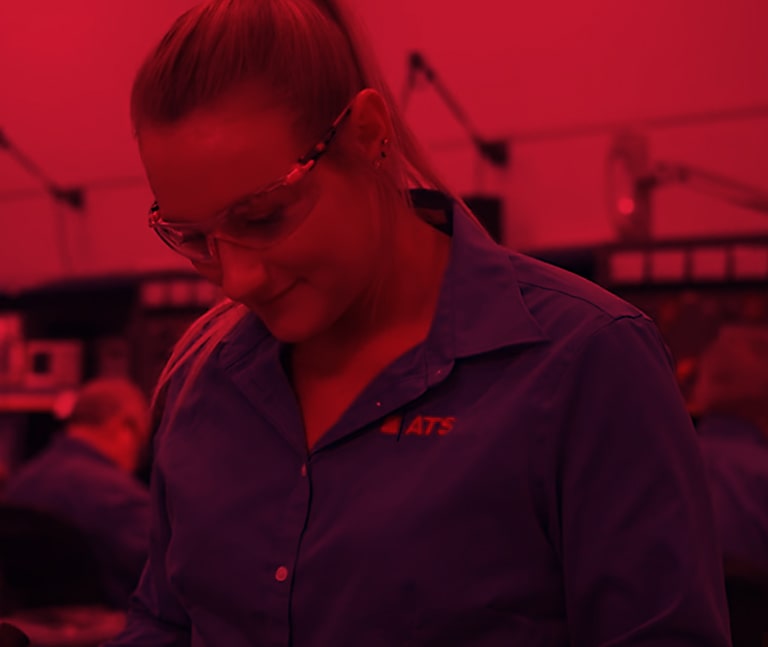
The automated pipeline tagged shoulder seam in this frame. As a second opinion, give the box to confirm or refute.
[516,278,647,321]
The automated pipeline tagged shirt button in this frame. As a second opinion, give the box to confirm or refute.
[275,566,289,582]
[300,464,307,477]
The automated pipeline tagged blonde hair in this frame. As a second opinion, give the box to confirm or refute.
[132,0,486,421]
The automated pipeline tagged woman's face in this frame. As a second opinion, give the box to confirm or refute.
[138,94,386,344]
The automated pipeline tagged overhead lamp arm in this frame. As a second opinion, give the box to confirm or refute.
[0,128,85,210]
[402,52,511,170]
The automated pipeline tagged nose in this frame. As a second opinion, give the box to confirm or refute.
[215,238,272,304]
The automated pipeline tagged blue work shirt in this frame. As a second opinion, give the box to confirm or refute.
[698,414,768,570]
[5,434,150,608]
[108,190,730,646]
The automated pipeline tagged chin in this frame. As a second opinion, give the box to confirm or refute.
[250,285,353,346]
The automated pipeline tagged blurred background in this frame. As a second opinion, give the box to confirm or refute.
[2,0,768,510]
[2,0,766,412]
[1,0,768,643]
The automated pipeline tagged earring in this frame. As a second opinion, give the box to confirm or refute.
[374,138,390,170]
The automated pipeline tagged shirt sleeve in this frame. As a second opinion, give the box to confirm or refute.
[554,315,731,646]
[102,459,191,646]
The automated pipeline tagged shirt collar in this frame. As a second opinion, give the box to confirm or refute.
[426,189,549,359]
[218,189,549,368]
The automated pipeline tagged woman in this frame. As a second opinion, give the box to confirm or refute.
[107,0,731,644]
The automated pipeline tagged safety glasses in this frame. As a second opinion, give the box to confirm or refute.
[148,101,353,262]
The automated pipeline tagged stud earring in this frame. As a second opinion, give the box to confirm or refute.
[374,138,390,169]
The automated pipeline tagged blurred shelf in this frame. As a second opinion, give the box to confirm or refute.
[0,390,74,414]
[524,233,768,287]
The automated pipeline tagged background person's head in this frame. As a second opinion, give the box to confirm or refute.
[690,324,768,436]
[131,0,472,345]
[65,378,151,474]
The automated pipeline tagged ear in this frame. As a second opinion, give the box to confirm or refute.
[345,89,391,164]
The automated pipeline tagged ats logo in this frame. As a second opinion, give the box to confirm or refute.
[380,415,455,437]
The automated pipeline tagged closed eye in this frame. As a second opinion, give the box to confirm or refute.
[243,209,284,225]
[179,229,207,242]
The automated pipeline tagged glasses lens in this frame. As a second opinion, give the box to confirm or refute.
[149,172,321,260]
[155,223,212,262]
[219,183,319,249]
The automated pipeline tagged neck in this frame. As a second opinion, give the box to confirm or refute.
[291,205,451,377]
